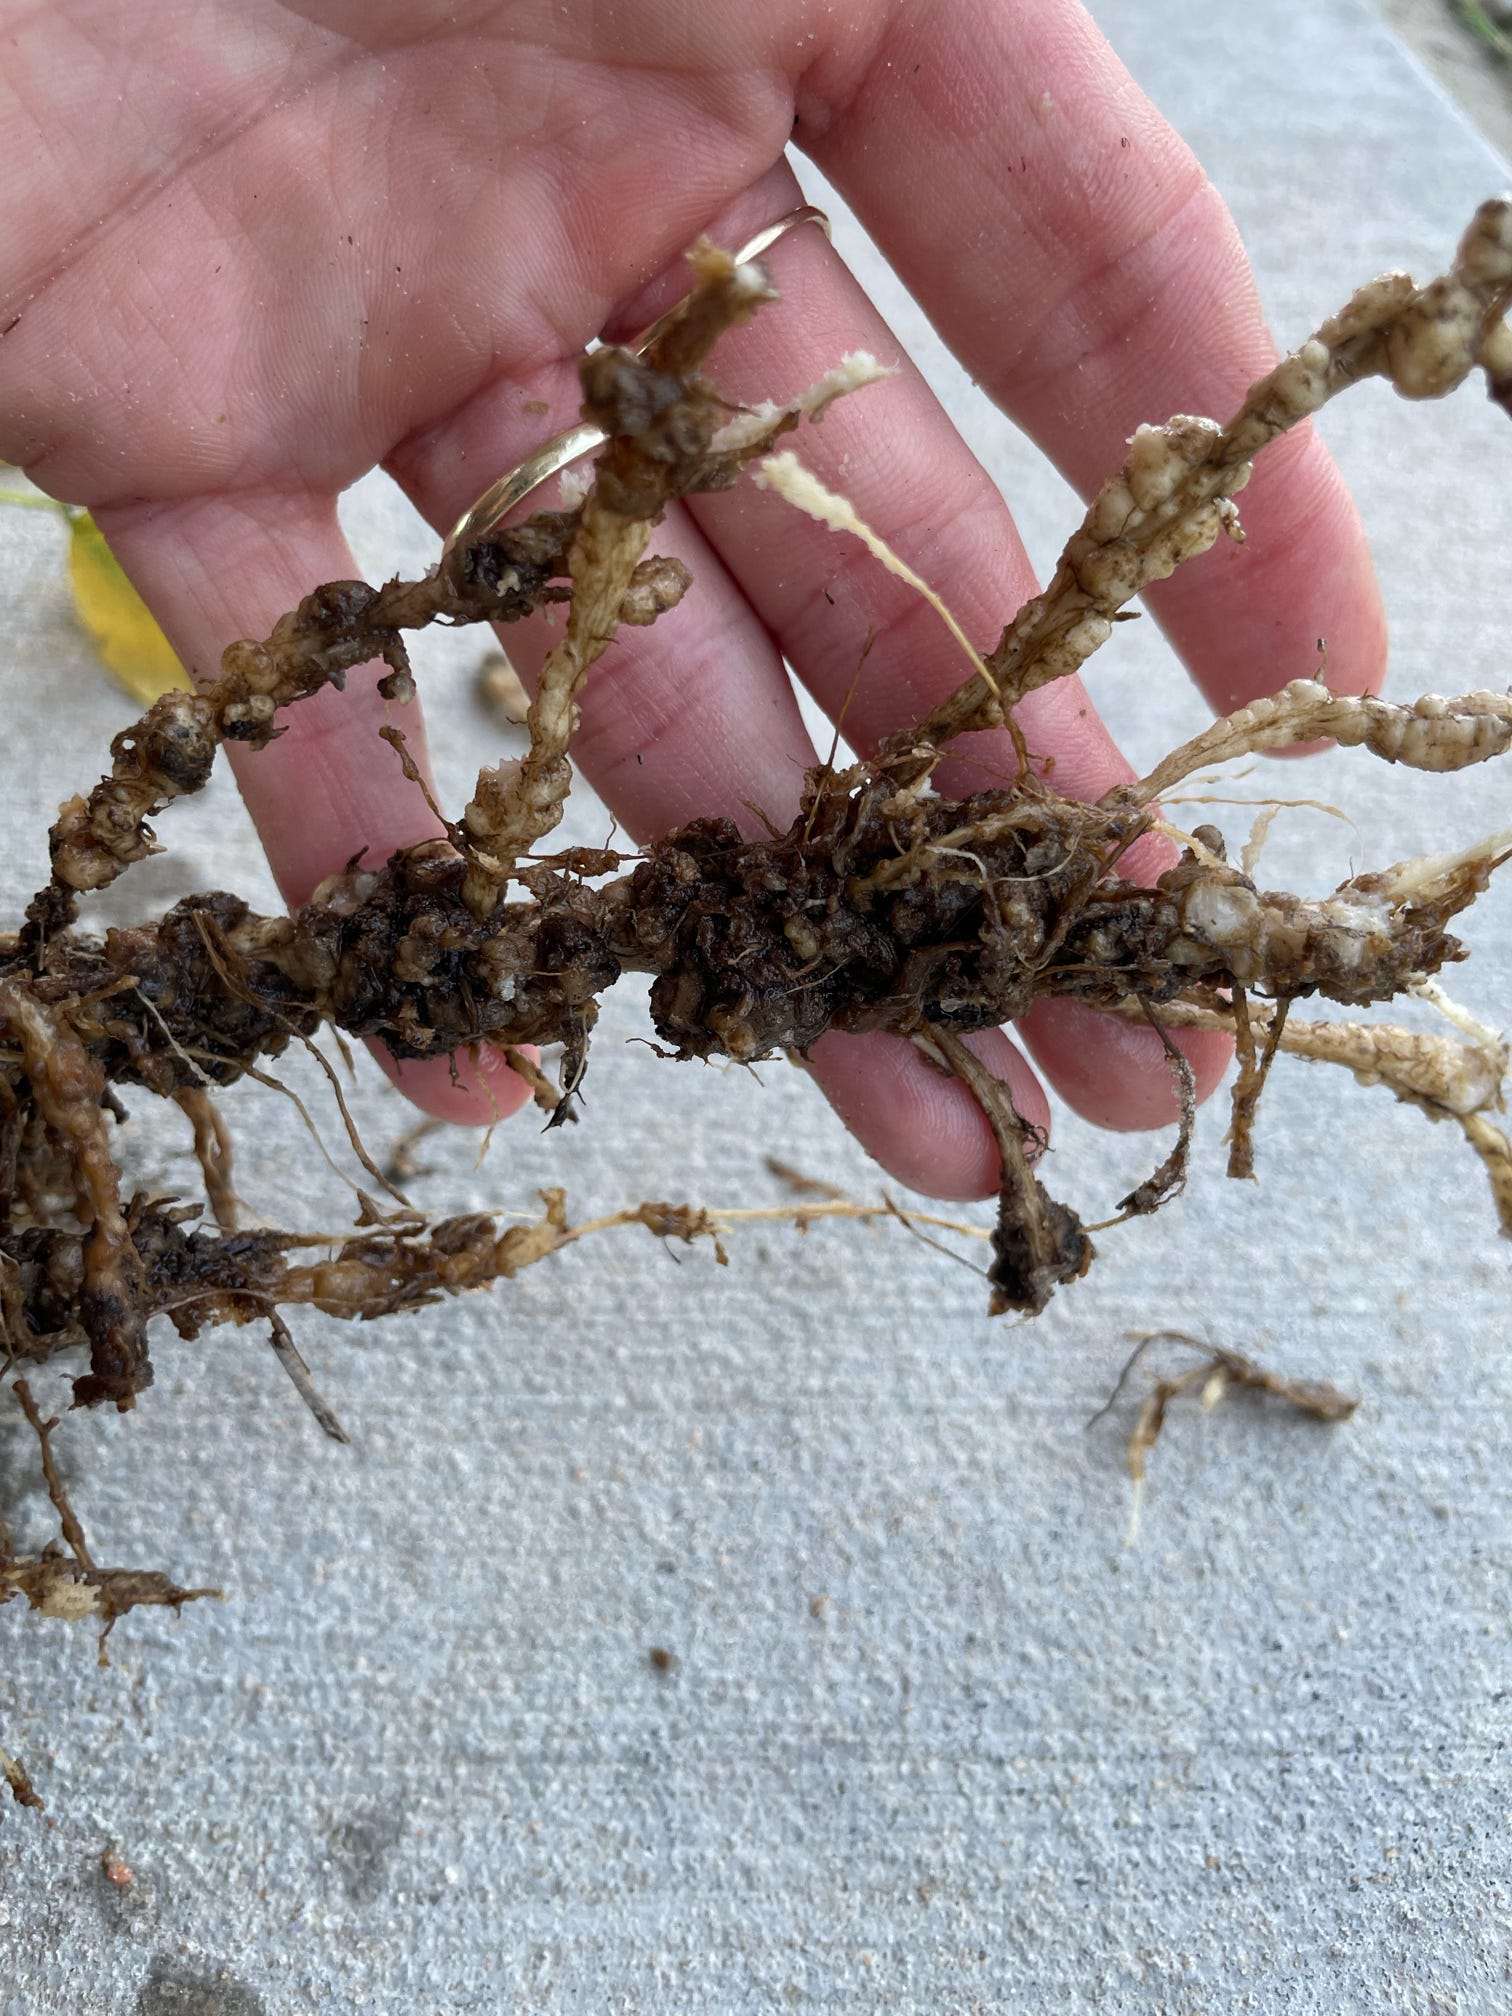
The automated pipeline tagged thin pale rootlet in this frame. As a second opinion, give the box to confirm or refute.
[4,218,1512,1767]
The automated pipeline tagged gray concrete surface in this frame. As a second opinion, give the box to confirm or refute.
[1377,0,1512,161]
[2,2,1511,2010]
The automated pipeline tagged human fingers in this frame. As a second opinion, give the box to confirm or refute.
[96,485,534,1127]
[602,165,1230,1128]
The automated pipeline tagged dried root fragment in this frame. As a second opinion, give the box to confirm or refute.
[0,1549,219,1650]
[1,1744,44,1810]
[266,1313,349,1444]
[1092,1331,1359,1540]
[2,1375,219,1672]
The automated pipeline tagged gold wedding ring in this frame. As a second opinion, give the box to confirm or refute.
[442,204,832,560]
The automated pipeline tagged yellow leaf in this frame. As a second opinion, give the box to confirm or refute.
[66,511,188,705]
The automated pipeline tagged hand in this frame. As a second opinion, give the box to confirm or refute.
[0,0,1384,1199]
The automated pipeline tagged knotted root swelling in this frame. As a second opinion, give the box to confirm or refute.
[4,210,1512,1784]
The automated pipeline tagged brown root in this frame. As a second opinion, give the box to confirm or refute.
[1,1745,44,1810]
[1091,1331,1360,1541]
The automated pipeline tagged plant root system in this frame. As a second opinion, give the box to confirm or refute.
[4,212,1512,1798]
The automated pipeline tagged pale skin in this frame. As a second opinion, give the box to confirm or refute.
[0,0,1385,1200]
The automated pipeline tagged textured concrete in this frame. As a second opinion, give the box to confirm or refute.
[2,3,1511,2010]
